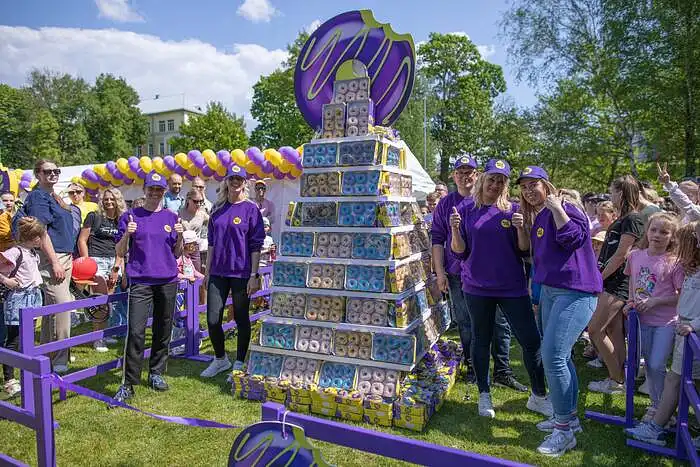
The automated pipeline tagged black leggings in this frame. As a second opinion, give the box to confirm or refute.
[3,325,20,381]
[207,275,251,361]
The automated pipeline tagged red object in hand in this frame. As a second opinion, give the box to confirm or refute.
[72,257,98,281]
[270,244,277,261]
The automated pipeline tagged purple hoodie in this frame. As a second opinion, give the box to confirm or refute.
[431,192,469,276]
[531,202,603,294]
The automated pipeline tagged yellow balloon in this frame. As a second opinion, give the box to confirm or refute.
[279,160,293,173]
[216,165,227,177]
[202,149,219,170]
[244,160,258,176]
[81,178,99,191]
[110,176,124,187]
[174,152,190,169]
[152,156,165,174]
[296,145,304,156]
[187,165,198,177]
[265,149,283,167]
[71,176,83,185]
[231,149,246,166]
[290,166,302,178]
[139,156,153,173]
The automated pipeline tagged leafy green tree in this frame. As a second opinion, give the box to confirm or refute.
[418,33,506,181]
[170,101,248,152]
[250,31,314,148]
[28,109,61,160]
[0,84,36,167]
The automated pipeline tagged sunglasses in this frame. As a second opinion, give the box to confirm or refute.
[190,199,204,205]
[256,186,267,191]
[67,190,83,195]
[193,185,205,189]
[42,169,61,176]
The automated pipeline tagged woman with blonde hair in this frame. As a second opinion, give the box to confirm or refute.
[450,159,551,420]
[588,175,645,394]
[77,188,127,351]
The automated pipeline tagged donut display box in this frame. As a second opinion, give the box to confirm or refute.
[302,136,405,169]
[287,200,423,228]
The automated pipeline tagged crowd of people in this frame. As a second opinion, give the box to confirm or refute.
[430,157,700,456]
[2,154,700,458]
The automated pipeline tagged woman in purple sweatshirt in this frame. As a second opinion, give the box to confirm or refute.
[518,165,603,457]
[200,164,265,379]
[450,159,551,421]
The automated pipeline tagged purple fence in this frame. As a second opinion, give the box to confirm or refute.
[260,402,531,466]
[0,347,55,467]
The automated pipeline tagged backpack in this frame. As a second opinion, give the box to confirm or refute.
[0,247,23,300]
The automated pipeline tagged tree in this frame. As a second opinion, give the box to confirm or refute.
[87,74,149,162]
[418,33,506,181]
[250,32,314,148]
[28,109,61,160]
[0,84,36,167]
[170,101,248,152]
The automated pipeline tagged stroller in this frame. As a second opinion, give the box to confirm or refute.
[69,257,111,324]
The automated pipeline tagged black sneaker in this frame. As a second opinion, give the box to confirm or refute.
[493,374,528,392]
[148,374,169,392]
[110,384,134,407]
[465,366,476,384]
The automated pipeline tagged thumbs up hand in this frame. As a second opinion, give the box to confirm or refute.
[127,214,137,234]
[174,218,184,235]
[449,206,462,230]
[512,207,524,229]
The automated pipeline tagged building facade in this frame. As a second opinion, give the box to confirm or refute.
[135,97,204,157]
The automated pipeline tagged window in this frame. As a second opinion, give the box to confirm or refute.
[167,144,173,155]
[148,144,154,156]
[167,119,175,132]
[159,142,165,155]
[136,146,142,157]
[150,121,154,134]
[158,120,166,132]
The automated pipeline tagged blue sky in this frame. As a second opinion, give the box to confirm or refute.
[0,0,539,125]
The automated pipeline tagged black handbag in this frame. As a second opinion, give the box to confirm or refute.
[0,247,23,301]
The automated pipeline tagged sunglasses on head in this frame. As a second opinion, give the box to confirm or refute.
[67,190,83,195]
[42,169,61,176]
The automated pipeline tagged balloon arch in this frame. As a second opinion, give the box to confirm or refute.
[3,146,304,199]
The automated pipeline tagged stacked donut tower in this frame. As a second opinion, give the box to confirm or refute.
[231,65,459,431]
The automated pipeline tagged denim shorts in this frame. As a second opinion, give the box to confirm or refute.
[93,256,115,279]
[4,286,42,326]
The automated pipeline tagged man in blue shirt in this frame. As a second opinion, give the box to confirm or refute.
[163,174,184,213]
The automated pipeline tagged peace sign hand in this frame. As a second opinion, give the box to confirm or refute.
[657,162,671,185]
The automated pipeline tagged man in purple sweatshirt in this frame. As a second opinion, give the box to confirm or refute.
[431,155,524,391]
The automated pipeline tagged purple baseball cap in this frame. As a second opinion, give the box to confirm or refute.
[453,154,477,171]
[484,159,511,177]
[516,165,549,183]
[144,171,167,189]
[226,164,248,179]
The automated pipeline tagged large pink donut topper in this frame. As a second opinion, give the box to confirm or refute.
[294,9,416,130]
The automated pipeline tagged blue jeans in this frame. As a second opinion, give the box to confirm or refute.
[447,274,512,376]
[540,285,596,423]
[640,323,675,408]
[464,293,546,395]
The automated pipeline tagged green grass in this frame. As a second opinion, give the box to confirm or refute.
[0,327,690,466]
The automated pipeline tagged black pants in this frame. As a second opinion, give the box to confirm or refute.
[123,282,177,386]
[207,275,251,361]
[3,325,19,381]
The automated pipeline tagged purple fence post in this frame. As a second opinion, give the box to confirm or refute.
[20,305,37,414]
[586,309,638,427]
[32,356,56,467]
[675,335,694,461]
[184,280,198,358]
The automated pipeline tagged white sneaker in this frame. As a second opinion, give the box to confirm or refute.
[588,378,625,394]
[527,393,554,417]
[103,337,118,345]
[537,429,576,457]
[200,356,232,378]
[642,406,657,423]
[53,364,69,374]
[232,360,245,372]
[69,355,76,363]
[93,339,109,353]
[478,392,495,418]
[3,379,21,398]
[638,378,650,395]
[536,416,583,433]
[586,358,604,368]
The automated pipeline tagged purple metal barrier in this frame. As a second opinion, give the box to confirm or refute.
[627,332,700,464]
[260,402,531,467]
[0,347,55,467]
[585,309,638,427]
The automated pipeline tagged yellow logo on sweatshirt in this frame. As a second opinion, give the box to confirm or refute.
[233,217,242,225]
[536,227,544,238]
[501,219,511,228]
[164,225,172,232]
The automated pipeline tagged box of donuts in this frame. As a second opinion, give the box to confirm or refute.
[279,356,320,387]
[346,297,390,327]
[377,202,402,227]
[379,172,405,197]
[310,404,337,417]
[335,389,364,411]
[388,263,415,293]
[408,227,430,254]
[351,233,392,260]
[383,142,404,168]
[363,408,393,427]
[279,232,314,257]
[318,362,357,392]
[400,202,423,225]
[305,295,345,322]
[424,278,443,306]
[314,232,353,258]
[400,175,412,197]
[285,201,301,226]
[272,261,308,288]
[357,367,400,400]
[345,264,387,292]
[259,323,296,350]
[345,100,374,137]
[333,77,370,103]
[270,292,306,318]
[338,138,380,166]
[300,201,338,226]
[372,333,416,365]
[300,172,341,197]
[287,401,311,414]
[338,202,377,227]
[321,102,346,139]
[306,264,346,290]
[392,232,412,259]
[340,170,383,196]
[301,141,338,168]
[310,386,338,405]
[333,330,372,360]
[295,325,333,354]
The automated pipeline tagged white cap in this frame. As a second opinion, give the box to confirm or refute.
[182,230,199,245]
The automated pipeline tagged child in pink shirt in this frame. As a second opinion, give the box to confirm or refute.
[178,231,205,282]
[623,212,683,420]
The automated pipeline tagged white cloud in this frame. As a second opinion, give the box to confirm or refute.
[477,44,496,60]
[95,0,144,23]
[237,0,278,23]
[447,31,469,38]
[0,26,287,129]
[304,19,321,34]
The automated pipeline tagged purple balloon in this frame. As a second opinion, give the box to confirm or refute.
[184,172,195,181]
[136,168,146,179]
[201,166,214,177]
[173,164,186,175]
[272,167,285,180]
[128,157,140,174]
[122,176,133,185]
[21,170,32,182]
[295,159,303,170]
[82,169,99,184]
[286,171,296,180]
[279,146,300,165]
[163,155,176,171]
[98,177,109,187]
[261,160,273,174]
[213,173,224,181]
[193,154,206,169]
[188,150,202,162]
[246,147,264,166]
[217,150,232,166]
[19,180,29,190]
